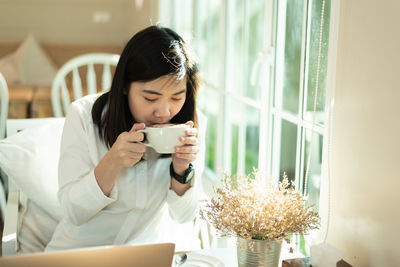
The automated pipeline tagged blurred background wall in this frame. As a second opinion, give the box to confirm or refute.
[326,0,400,265]
[0,0,158,46]
[0,0,159,118]
[0,0,159,68]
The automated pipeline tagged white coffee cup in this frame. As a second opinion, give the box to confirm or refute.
[138,124,190,153]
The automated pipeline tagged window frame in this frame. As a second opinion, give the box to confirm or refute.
[158,1,332,245]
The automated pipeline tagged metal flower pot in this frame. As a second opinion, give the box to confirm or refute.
[237,237,282,267]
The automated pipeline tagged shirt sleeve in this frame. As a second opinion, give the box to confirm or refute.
[166,110,207,223]
[58,102,117,226]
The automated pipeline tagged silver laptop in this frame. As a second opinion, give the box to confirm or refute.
[0,243,175,267]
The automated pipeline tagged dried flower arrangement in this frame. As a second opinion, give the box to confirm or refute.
[200,170,320,243]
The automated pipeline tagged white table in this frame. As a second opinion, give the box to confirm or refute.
[192,248,237,266]
[182,246,305,267]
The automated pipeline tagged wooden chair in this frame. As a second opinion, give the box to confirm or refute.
[0,72,9,227]
[51,53,119,117]
[0,72,8,139]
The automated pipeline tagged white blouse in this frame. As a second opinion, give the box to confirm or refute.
[46,94,206,251]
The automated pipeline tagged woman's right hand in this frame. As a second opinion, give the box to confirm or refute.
[94,123,146,196]
[108,123,147,168]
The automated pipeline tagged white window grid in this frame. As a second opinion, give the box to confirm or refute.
[159,0,329,206]
[158,0,332,253]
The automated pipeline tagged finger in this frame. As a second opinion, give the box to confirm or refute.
[185,127,198,136]
[130,123,146,132]
[178,136,198,145]
[126,142,147,153]
[175,145,199,154]
[185,121,194,128]
[124,131,145,142]
[127,151,144,159]
[174,153,197,161]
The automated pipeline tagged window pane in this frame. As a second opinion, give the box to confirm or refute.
[173,0,194,42]
[246,0,266,100]
[226,96,240,175]
[231,122,239,175]
[198,88,219,171]
[271,116,298,182]
[302,129,323,211]
[227,98,260,175]
[245,104,260,174]
[230,0,245,95]
[304,0,331,125]
[196,0,222,88]
[205,113,217,171]
[275,0,304,114]
[230,0,266,101]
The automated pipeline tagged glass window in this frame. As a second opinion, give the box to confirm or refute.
[304,0,331,125]
[195,0,223,89]
[158,0,331,253]
[302,129,323,211]
[246,0,267,100]
[197,86,219,171]
[272,0,331,254]
[274,0,304,114]
[271,116,298,183]
[244,104,260,175]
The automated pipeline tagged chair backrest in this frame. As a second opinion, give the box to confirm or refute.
[0,72,9,139]
[51,53,120,117]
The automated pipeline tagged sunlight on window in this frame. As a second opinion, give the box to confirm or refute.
[159,0,331,253]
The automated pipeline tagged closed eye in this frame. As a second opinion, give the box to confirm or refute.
[144,97,157,102]
[171,98,183,101]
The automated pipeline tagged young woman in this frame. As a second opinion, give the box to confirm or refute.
[46,25,206,251]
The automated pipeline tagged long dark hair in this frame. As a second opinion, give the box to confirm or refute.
[92,25,200,148]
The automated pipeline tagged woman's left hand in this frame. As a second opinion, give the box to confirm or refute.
[171,121,199,175]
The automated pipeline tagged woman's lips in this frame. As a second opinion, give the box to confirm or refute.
[147,120,170,125]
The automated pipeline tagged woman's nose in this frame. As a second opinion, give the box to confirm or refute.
[154,101,171,118]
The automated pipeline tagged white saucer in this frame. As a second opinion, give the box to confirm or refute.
[181,252,224,267]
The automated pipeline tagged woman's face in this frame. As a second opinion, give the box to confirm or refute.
[128,74,187,125]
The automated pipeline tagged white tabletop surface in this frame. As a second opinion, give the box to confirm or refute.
[191,248,237,266]
[179,246,305,267]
